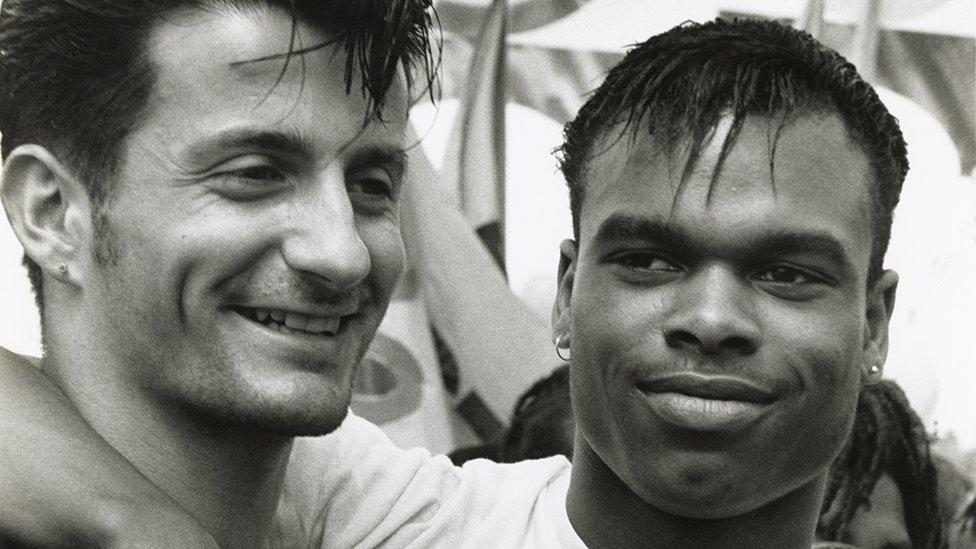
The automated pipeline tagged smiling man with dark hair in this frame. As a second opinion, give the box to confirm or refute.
[0,0,437,545]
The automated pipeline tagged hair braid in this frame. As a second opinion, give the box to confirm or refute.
[818,380,945,548]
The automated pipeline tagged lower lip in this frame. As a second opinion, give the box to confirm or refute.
[637,390,767,433]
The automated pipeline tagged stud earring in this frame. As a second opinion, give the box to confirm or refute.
[58,264,69,277]
[554,334,571,362]
[869,364,880,375]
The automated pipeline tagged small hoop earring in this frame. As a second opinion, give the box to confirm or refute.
[555,334,570,362]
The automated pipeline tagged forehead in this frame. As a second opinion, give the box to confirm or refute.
[136,5,407,156]
[578,113,875,274]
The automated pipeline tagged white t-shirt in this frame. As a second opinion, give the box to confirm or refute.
[268,413,586,548]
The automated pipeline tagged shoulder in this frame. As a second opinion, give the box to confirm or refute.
[277,413,577,547]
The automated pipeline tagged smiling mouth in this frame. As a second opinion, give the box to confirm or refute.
[233,306,343,336]
[635,373,777,432]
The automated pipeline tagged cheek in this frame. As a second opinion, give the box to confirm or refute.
[358,220,404,292]
[764,295,865,382]
[571,275,669,376]
[764,305,865,465]
[568,275,662,444]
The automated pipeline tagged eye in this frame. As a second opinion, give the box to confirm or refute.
[347,167,398,214]
[348,176,394,198]
[614,251,681,272]
[754,266,817,285]
[607,250,684,286]
[228,164,286,183]
[208,156,288,200]
[752,264,833,300]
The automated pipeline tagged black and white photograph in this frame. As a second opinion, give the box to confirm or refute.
[0,0,973,547]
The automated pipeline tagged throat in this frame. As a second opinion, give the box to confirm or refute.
[565,436,823,549]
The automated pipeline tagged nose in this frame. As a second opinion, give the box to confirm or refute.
[663,265,759,357]
[280,168,370,292]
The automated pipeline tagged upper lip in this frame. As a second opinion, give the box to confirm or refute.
[635,372,776,403]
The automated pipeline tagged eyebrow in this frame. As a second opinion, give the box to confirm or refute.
[593,213,854,270]
[593,214,693,250]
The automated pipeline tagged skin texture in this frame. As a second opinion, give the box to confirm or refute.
[556,113,898,548]
[1,6,407,546]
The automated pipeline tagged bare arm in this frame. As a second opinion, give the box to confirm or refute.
[400,139,557,421]
[0,346,216,547]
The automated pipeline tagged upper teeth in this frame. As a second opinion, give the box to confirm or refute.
[247,308,340,335]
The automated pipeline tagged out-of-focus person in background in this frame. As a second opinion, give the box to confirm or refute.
[499,364,573,463]
[818,380,943,548]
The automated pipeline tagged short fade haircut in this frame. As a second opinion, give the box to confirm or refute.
[557,18,908,282]
[0,0,438,308]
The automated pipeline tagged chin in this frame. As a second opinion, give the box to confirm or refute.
[208,398,352,438]
[177,377,355,438]
[628,464,765,519]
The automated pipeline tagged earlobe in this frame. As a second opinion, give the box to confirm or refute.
[860,340,884,385]
[860,270,898,385]
[1,145,92,286]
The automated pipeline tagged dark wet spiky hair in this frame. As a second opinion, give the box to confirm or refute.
[556,18,907,282]
[818,380,945,548]
[0,0,439,311]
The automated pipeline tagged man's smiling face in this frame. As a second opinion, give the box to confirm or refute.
[82,5,408,435]
[559,112,896,517]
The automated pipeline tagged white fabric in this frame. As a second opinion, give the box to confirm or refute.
[269,413,586,549]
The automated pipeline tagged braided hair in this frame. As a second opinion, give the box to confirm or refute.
[500,364,574,463]
[818,380,944,548]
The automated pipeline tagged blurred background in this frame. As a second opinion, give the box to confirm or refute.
[1,0,973,473]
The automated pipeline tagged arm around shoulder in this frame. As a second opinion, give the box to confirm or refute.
[0,346,216,547]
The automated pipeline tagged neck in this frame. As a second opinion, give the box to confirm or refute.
[43,318,292,548]
[566,437,824,549]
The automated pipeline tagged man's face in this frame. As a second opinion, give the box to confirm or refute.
[559,113,895,517]
[81,6,407,435]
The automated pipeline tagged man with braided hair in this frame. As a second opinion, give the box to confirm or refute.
[1,16,919,548]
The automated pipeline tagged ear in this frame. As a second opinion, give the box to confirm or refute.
[1,145,92,287]
[551,239,578,347]
[860,269,898,385]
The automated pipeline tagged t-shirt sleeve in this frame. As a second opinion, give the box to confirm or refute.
[270,412,581,548]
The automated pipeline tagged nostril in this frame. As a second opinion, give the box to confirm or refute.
[724,336,756,356]
[665,330,699,350]
[666,330,757,356]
